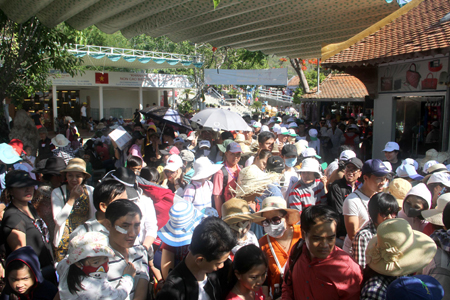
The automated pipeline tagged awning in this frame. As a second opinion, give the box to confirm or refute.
[67,44,204,70]
[0,0,420,59]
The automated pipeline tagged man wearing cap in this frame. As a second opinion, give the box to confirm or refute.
[327,157,363,245]
[423,200,450,300]
[308,128,320,155]
[280,145,300,198]
[213,142,242,217]
[275,127,289,148]
[383,141,401,172]
[196,140,212,159]
[342,159,390,254]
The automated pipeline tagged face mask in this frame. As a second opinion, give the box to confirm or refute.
[403,202,424,219]
[81,261,109,280]
[285,158,297,168]
[203,150,211,156]
[264,219,287,238]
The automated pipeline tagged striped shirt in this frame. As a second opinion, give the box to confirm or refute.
[287,179,326,212]
[108,245,149,300]
[183,180,213,211]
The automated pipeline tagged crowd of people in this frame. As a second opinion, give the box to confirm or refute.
[0,107,448,300]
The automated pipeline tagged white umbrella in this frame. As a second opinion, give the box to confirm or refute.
[190,108,249,131]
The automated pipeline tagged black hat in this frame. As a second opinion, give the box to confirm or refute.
[5,170,40,188]
[106,167,138,200]
[40,157,66,175]
[345,157,363,170]
[281,144,297,157]
[266,156,285,173]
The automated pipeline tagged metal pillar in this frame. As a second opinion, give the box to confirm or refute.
[99,86,104,119]
[52,85,57,132]
[139,86,143,110]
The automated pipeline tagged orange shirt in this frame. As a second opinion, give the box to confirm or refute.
[259,224,302,295]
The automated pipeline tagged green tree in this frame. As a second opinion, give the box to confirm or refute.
[292,67,329,104]
[0,11,81,114]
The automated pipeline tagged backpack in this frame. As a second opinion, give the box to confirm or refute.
[211,165,228,209]
[284,239,305,285]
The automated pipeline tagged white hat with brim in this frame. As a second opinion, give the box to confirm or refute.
[51,134,70,148]
[297,158,322,177]
[191,157,223,181]
[252,196,300,226]
[67,232,115,265]
[421,194,450,226]
[222,198,265,225]
[0,143,22,164]
[231,165,281,198]
[157,201,205,247]
[366,218,437,277]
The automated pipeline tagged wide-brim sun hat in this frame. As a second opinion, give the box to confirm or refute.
[60,158,91,178]
[231,165,280,198]
[67,232,115,265]
[0,143,22,164]
[40,157,66,175]
[191,157,223,181]
[157,201,205,247]
[51,134,70,148]
[421,193,450,226]
[366,218,437,276]
[252,196,300,226]
[222,198,265,225]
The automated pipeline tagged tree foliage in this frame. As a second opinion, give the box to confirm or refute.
[292,67,329,104]
[0,11,81,114]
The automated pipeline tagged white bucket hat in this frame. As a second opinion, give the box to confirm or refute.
[231,165,280,198]
[190,157,223,181]
[421,194,450,226]
[405,183,432,210]
[51,134,70,148]
[297,158,322,177]
[67,232,115,265]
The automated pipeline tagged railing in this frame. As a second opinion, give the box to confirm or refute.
[208,88,223,100]
[259,89,293,102]
[225,98,250,114]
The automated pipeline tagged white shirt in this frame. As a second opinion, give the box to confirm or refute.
[134,188,158,242]
[281,168,300,199]
[342,189,370,254]
[245,155,255,167]
[81,106,87,117]
[198,277,211,300]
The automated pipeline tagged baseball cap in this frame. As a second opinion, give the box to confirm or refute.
[345,157,363,170]
[160,145,180,156]
[252,122,261,128]
[266,156,285,173]
[301,147,321,159]
[180,150,195,162]
[186,131,196,141]
[396,164,424,181]
[403,158,419,170]
[339,150,356,161]
[386,275,444,300]
[199,140,211,149]
[288,122,298,128]
[281,144,297,157]
[288,129,297,137]
[173,137,185,144]
[382,141,400,152]
[279,127,289,135]
[5,170,40,188]
[309,128,318,141]
[226,142,242,153]
[362,159,390,176]
[164,154,183,172]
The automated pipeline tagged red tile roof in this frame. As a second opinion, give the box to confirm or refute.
[288,76,300,86]
[301,73,368,99]
[323,0,450,66]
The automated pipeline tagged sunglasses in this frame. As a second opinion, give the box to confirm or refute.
[261,215,285,227]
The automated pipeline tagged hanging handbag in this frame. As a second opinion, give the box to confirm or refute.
[422,73,438,90]
[406,63,421,88]
[380,68,393,91]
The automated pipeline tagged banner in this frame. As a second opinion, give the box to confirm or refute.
[379,58,448,93]
[205,68,288,86]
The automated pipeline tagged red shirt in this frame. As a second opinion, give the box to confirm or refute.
[282,244,362,300]
[212,162,240,202]
[226,287,265,300]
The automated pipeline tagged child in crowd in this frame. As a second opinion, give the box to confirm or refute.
[127,155,143,176]
[58,232,136,300]
[226,244,268,300]
[1,246,57,300]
